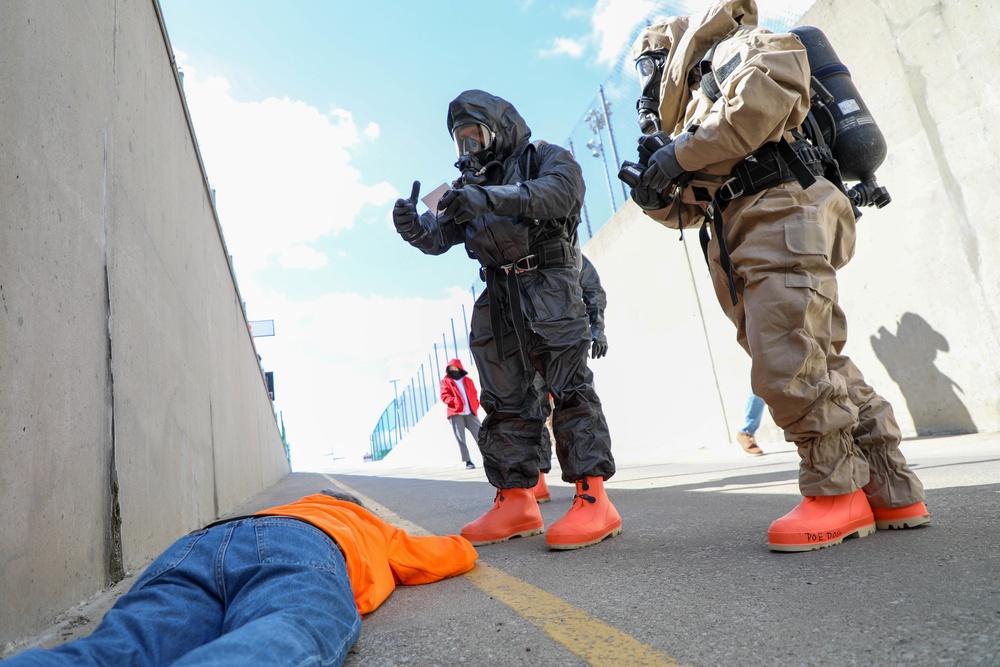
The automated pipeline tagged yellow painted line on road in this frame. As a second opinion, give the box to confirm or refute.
[464,562,681,666]
[324,475,682,667]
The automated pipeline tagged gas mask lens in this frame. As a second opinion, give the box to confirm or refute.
[636,56,658,87]
[452,123,494,159]
[635,50,666,89]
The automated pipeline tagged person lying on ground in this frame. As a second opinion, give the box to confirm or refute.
[6,487,478,666]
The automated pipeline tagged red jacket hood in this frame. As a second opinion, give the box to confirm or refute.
[441,359,479,417]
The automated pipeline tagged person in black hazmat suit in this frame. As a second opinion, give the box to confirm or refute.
[531,254,610,504]
[391,90,621,551]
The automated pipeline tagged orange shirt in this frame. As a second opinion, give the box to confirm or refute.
[258,494,478,615]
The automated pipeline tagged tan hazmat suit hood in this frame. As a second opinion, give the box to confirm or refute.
[631,0,758,137]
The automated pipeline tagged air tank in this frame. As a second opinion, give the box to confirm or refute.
[790,25,887,184]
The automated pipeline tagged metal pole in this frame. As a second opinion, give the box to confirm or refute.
[421,363,430,413]
[429,354,437,403]
[442,333,449,362]
[461,304,472,368]
[398,392,404,435]
[374,419,383,459]
[401,391,409,433]
[390,379,400,445]
[598,144,617,211]
[418,364,426,415]
[403,383,410,425]
[568,138,594,239]
[451,317,459,364]
[433,343,442,383]
[410,378,418,424]
[586,108,618,212]
[599,85,628,201]
[399,394,406,436]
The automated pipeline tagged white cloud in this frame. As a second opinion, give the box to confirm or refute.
[174,53,471,471]
[278,245,329,270]
[590,0,657,65]
[540,37,587,58]
[249,286,476,470]
[177,55,395,273]
[583,0,816,68]
[549,0,663,66]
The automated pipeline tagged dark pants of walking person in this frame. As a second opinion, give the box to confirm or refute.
[449,413,481,463]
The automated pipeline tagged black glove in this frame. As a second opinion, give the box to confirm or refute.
[637,131,671,166]
[438,185,491,224]
[392,181,425,243]
[630,185,668,211]
[641,141,684,191]
[591,336,608,359]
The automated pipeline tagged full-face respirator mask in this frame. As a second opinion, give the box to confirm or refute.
[618,49,671,189]
[451,122,497,187]
[635,49,668,136]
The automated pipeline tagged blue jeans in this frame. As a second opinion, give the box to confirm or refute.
[8,517,361,666]
[741,394,765,435]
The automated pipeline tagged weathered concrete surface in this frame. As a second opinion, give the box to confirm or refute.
[0,0,289,646]
[583,0,1000,456]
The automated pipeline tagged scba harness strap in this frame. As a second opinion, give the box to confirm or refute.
[692,138,826,306]
[482,238,578,370]
[476,139,581,372]
[694,34,835,306]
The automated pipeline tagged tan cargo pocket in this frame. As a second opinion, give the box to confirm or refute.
[784,218,834,299]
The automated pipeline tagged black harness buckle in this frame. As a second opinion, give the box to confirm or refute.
[717,178,744,202]
[511,254,538,274]
[479,253,540,282]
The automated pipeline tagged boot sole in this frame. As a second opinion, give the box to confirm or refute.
[547,524,623,551]
[875,515,930,530]
[465,526,544,547]
[769,522,876,552]
[534,496,551,504]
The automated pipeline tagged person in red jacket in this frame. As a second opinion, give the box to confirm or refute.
[441,358,481,469]
[4,488,478,666]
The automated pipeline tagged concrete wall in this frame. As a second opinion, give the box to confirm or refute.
[0,0,290,646]
[585,0,1000,453]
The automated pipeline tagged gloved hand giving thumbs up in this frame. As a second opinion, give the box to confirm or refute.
[392,181,426,244]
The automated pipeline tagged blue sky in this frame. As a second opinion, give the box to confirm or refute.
[157,0,811,469]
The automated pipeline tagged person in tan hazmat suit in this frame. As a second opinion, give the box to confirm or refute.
[623,0,929,551]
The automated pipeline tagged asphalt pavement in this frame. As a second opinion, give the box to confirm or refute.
[8,433,999,666]
[326,432,1000,666]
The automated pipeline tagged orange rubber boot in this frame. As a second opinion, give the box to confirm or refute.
[460,488,544,546]
[533,472,551,503]
[768,489,876,552]
[872,501,930,530]
[545,476,622,550]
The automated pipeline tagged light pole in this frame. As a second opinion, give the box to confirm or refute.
[599,85,628,201]
[585,108,618,212]
[568,138,594,239]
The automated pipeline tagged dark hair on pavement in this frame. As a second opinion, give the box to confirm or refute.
[320,487,366,509]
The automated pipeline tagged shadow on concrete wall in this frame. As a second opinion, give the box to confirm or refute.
[870,312,977,436]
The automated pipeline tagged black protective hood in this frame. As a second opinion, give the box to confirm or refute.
[446,90,532,163]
